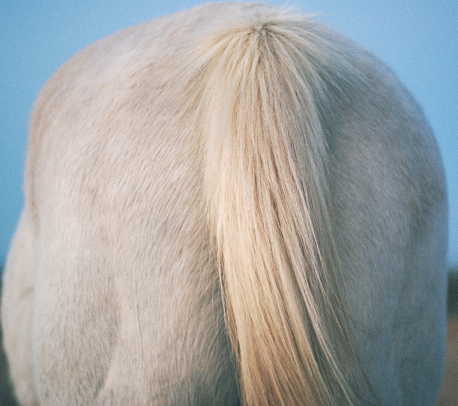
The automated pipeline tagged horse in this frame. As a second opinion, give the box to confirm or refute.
[1,3,448,405]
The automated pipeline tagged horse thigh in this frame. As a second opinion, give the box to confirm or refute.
[1,210,38,405]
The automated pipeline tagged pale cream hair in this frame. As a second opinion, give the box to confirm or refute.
[1,3,447,406]
[189,9,363,405]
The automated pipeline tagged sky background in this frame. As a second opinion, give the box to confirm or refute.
[1,0,457,269]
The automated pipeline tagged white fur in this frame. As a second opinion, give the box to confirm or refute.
[1,3,447,405]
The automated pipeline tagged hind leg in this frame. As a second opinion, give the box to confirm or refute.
[1,210,38,405]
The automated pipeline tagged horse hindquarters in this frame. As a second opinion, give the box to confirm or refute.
[1,3,448,405]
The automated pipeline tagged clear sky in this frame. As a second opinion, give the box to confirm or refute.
[1,0,457,268]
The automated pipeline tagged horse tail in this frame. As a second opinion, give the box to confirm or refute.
[191,7,360,405]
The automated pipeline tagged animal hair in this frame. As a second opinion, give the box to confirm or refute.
[189,9,365,405]
[1,3,447,406]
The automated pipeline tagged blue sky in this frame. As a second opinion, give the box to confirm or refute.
[1,0,457,268]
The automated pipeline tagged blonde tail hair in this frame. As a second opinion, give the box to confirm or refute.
[191,7,361,406]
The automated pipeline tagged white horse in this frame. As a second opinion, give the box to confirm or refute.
[1,3,448,405]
